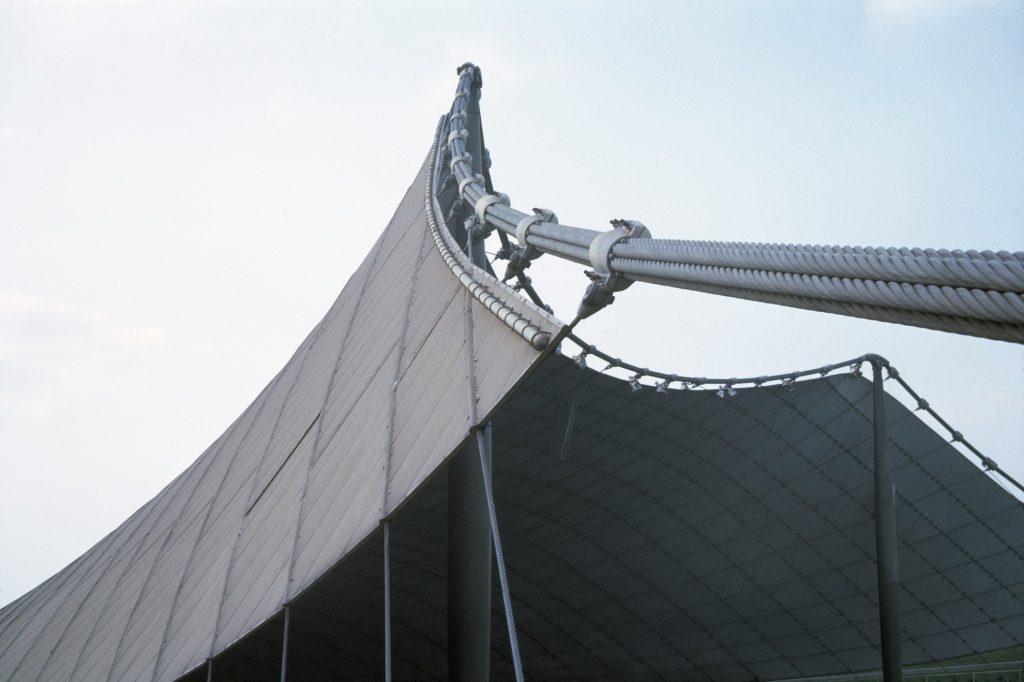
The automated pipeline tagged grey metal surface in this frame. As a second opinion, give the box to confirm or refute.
[0,155,559,682]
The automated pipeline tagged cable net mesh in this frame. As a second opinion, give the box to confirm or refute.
[164,354,1022,681]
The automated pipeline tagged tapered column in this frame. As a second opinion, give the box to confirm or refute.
[448,64,492,681]
[871,360,902,682]
[448,436,492,681]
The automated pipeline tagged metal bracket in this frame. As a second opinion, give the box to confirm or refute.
[577,219,651,319]
[448,128,468,145]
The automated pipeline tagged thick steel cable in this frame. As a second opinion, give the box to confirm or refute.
[626,272,1024,344]
[615,240,1024,292]
[614,259,1024,324]
[443,65,1024,343]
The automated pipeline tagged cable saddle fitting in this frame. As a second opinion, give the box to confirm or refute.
[577,219,651,319]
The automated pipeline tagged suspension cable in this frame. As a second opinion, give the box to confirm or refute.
[442,64,1024,342]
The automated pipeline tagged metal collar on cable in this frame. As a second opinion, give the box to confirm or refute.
[439,64,1024,343]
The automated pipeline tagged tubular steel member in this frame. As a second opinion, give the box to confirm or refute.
[447,422,493,680]
[474,425,525,682]
[869,356,902,682]
[448,61,493,682]
[383,522,393,682]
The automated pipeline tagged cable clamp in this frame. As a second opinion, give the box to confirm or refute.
[503,208,557,282]
[457,174,485,198]
[515,208,557,252]
[447,128,468,144]
[577,219,651,319]
[474,192,510,224]
[450,152,471,173]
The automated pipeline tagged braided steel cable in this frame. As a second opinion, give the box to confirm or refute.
[443,64,1024,343]
[624,272,1024,344]
[615,241,1024,292]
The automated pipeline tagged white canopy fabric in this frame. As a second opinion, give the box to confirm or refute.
[0,157,560,682]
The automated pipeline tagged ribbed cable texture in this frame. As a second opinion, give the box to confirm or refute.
[525,236,590,265]
[614,258,1024,324]
[528,222,598,248]
[629,272,1024,343]
[613,240,1024,292]
[442,66,1024,343]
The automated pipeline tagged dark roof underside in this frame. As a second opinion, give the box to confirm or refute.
[177,353,1024,682]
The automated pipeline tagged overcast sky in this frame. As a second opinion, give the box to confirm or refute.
[1,0,1021,608]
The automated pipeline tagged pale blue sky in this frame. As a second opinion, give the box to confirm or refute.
[1,0,1021,606]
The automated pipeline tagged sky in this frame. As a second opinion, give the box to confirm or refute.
[0,0,1021,608]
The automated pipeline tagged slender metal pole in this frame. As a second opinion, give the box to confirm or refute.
[280,605,290,682]
[871,360,902,682]
[206,658,213,682]
[477,425,525,682]
[384,521,393,682]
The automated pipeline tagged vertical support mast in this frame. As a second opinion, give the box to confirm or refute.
[447,64,493,682]
[871,359,902,682]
